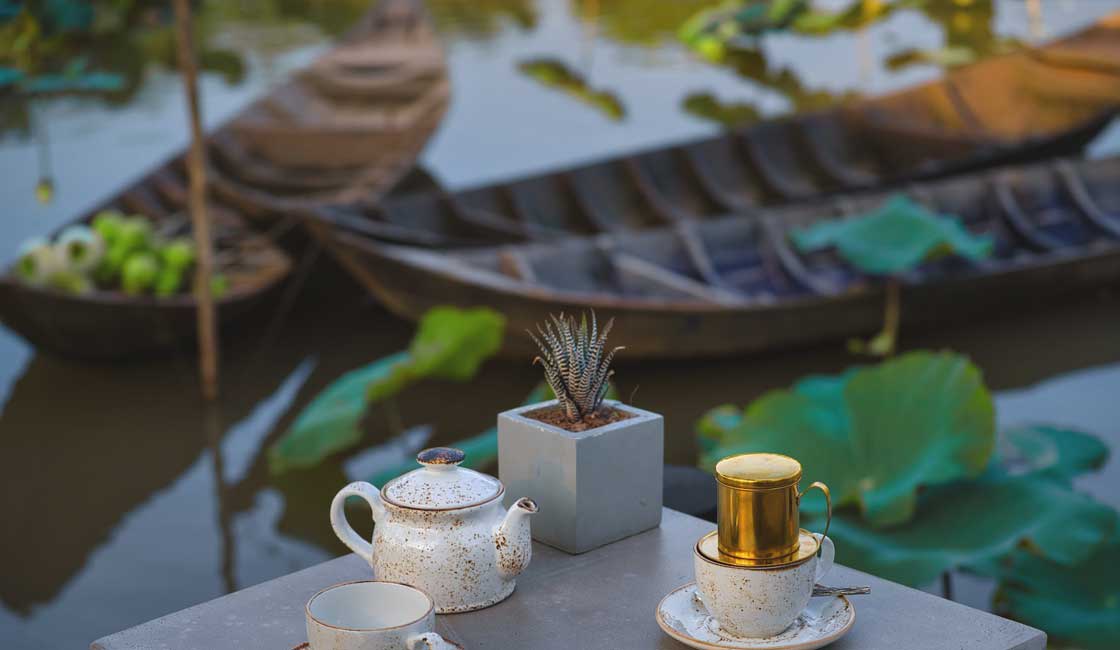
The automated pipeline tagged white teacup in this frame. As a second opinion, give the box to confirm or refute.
[306,581,461,650]
[694,530,835,638]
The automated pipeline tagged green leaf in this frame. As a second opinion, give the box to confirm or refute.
[843,351,994,525]
[518,59,626,121]
[408,306,506,379]
[997,425,1109,483]
[367,306,506,402]
[697,351,994,526]
[271,307,506,474]
[993,542,1120,650]
[270,352,410,474]
[791,194,993,275]
[808,473,1119,587]
[367,381,559,486]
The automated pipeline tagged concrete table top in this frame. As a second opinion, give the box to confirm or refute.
[91,508,1045,650]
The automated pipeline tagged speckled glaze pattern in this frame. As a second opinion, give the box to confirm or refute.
[331,473,538,613]
[694,533,835,638]
[382,462,503,510]
[656,583,854,650]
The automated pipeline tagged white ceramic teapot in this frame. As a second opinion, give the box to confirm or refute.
[331,447,538,613]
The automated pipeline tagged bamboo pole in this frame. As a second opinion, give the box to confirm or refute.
[173,0,219,400]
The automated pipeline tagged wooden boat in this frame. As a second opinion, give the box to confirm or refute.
[310,13,1120,248]
[0,161,293,360]
[209,0,449,214]
[0,0,450,360]
[308,155,1120,359]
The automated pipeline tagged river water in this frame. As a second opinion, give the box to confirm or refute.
[1,1,1119,647]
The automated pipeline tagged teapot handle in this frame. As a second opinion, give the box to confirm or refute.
[330,481,385,567]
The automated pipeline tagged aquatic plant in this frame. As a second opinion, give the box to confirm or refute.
[695,350,1120,647]
[791,194,993,356]
[529,312,623,422]
[270,307,506,473]
[517,59,625,121]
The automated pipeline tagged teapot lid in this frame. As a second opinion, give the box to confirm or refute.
[381,447,503,510]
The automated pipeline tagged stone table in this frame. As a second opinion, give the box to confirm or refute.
[91,509,1045,650]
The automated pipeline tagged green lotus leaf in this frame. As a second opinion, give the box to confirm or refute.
[791,194,994,275]
[270,351,410,474]
[997,424,1109,483]
[806,473,1119,587]
[844,351,995,525]
[270,307,506,474]
[993,542,1120,650]
[399,306,506,382]
[697,351,994,526]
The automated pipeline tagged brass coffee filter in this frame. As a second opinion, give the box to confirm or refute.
[697,529,821,569]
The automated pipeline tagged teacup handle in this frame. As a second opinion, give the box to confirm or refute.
[408,632,460,649]
[813,534,835,583]
[330,481,386,567]
[798,481,831,557]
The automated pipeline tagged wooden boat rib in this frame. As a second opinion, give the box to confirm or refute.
[308,155,1120,359]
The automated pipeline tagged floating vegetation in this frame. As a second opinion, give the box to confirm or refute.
[428,0,537,40]
[575,0,724,47]
[696,351,1120,618]
[518,58,626,121]
[791,194,994,276]
[681,92,761,127]
[792,194,993,355]
[269,307,506,474]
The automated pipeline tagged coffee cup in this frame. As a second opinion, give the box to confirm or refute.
[694,530,835,638]
[305,581,461,649]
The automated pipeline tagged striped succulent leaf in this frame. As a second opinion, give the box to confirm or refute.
[529,312,623,421]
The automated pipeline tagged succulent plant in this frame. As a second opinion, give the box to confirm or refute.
[529,312,623,422]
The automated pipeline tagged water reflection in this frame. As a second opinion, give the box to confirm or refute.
[2,1,1120,647]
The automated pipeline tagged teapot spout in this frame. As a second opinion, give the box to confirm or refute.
[494,497,538,579]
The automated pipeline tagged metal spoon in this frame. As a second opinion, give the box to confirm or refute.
[813,585,871,597]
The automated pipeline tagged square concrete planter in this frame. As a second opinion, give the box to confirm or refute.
[498,399,663,554]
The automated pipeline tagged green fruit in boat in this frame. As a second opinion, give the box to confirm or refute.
[93,258,117,285]
[121,253,158,295]
[210,273,229,298]
[159,239,195,271]
[15,237,61,286]
[47,270,92,295]
[118,217,152,251]
[153,267,184,297]
[103,242,132,275]
[92,210,126,244]
[56,225,106,273]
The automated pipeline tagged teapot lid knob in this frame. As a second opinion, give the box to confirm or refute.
[417,447,465,468]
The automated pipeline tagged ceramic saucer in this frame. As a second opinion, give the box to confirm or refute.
[656,583,854,650]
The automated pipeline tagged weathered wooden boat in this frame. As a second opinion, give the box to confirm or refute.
[309,155,1120,359]
[209,0,449,214]
[311,12,1120,248]
[0,177,293,360]
[0,0,449,360]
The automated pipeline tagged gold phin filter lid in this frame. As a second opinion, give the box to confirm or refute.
[715,453,802,489]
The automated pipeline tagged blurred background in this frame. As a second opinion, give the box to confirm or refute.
[1,1,1119,648]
